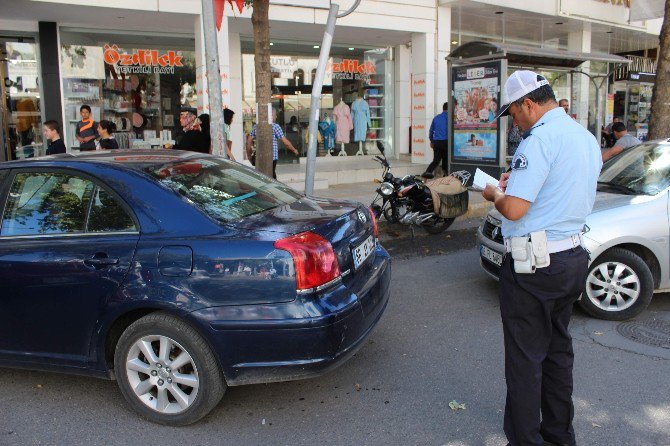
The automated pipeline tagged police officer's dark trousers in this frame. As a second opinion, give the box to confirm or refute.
[499,247,589,446]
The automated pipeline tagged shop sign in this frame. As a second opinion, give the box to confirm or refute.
[103,44,184,75]
[271,56,298,77]
[329,59,376,81]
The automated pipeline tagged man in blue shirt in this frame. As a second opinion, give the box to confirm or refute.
[482,71,602,446]
[423,102,449,177]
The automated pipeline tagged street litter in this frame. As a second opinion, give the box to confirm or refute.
[449,400,466,410]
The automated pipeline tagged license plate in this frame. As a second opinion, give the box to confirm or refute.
[480,245,503,266]
[352,235,375,270]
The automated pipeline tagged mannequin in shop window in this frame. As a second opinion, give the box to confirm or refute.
[332,99,353,156]
[318,113,336,156]
[351,94,371,155]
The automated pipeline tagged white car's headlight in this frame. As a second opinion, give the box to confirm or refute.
[380,182,394,196]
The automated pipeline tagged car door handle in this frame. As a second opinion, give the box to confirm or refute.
[84,255,119,267]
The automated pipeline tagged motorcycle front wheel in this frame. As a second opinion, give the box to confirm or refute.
[422,216,455,234]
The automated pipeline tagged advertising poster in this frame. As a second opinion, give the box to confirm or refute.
[451,61,501,164]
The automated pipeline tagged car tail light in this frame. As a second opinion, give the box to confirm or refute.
[274,231,341,291]
[369,207,378,237]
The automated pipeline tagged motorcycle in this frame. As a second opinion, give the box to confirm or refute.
[370,142,470,234]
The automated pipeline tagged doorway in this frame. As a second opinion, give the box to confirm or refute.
[0,37,42,161]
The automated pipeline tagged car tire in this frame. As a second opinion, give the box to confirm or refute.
[579,248,654,321]
[113,312,225,425]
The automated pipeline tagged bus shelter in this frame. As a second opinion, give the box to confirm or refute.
[446,41,630,179]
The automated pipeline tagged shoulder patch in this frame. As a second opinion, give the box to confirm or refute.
[512,154,528,170]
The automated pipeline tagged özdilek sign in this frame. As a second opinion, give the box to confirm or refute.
[103,44,184,75]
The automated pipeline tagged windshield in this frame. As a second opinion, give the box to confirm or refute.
[144,158,301,222]
[598,142,670,196]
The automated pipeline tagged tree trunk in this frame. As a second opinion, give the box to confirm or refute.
[649,0,670,140]
[251,0,273,177]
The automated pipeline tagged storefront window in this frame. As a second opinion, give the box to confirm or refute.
[241,40,394,163]
[0,39,42,161]
[59,29,196,151]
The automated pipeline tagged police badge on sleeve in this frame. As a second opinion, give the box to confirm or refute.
[511,154,528,170]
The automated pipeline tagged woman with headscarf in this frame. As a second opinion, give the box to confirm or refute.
[165,107,209,153]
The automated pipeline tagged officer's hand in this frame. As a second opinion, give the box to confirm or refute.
[482,183,502,202]
[499,172,511,192]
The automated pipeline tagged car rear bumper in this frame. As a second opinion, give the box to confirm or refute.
[189,246,392,386]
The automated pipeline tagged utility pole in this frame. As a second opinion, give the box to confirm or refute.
[303,0,362,195]
[201,0,228,158]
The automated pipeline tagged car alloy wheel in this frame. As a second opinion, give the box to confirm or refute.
[125,335,199,414]
[586,261,640,312]
[114,312,225,425]
[580,248,654,321]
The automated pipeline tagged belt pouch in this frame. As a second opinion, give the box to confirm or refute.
[530,231,550,268]
[510,236,535,274]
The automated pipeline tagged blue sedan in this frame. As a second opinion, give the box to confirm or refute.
[0,150,391,425]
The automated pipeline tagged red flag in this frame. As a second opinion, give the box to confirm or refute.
[233,0,245,13]
[214,0,225,31]
[215,0,246,31]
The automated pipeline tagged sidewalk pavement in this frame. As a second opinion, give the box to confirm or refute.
[309,181,493,232]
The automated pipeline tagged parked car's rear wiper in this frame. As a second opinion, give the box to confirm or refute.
[597,181,638,195]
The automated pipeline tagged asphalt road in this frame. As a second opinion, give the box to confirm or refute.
[1,241,669,445]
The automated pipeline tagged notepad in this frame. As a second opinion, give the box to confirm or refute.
[472,168,500,191]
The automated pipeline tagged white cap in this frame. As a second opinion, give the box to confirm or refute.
[492,70,550,120]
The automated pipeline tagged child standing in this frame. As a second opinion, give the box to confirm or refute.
[97,120,119,150]
[43,120,66,155]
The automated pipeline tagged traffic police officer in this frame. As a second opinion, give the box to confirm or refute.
[482,71,602,446]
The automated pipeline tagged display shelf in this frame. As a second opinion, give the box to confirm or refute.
[365,94,383,98]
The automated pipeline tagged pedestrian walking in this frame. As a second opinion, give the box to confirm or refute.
[43,120,66,155]
[482,70,602,446]
[76,104,98,151]
[246,109,299,179]
[224,108,236,161]
[601,121,641,162]
[423,101,449,177]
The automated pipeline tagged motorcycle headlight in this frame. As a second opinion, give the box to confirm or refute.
[380,182,395,196]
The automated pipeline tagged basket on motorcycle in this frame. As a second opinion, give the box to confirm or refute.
[426,173,470,219]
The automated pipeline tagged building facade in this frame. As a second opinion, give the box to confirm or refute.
[0,0,662,164]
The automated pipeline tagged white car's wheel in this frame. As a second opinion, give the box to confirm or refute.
[114,312,225,425]
[579,248,654,321]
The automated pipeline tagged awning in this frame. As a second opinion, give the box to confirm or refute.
[448,41,631,69]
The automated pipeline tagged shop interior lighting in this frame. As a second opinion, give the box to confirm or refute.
[313,45,320,49]
[270,42,274,45]
[348,47,355,50]
[451,40,458,45]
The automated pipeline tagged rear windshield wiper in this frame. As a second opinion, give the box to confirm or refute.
[597,181,638,195]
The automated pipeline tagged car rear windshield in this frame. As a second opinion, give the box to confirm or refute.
[144,158,301,222]
[599,142,670,195]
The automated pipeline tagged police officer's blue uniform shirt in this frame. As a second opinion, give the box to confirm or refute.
[502,107,602,241]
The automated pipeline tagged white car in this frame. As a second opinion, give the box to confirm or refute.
[477,140,670,320]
